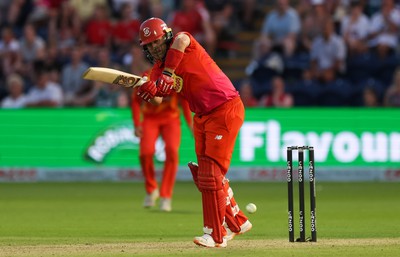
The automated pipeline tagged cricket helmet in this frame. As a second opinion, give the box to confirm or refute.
[139,17,173,46]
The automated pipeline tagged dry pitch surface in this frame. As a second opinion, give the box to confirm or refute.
[1,238,399,257]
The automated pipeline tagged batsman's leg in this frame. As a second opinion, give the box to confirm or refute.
[193,156,227,248]
[223,179,252,240]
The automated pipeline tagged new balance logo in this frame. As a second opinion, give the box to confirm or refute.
[215,135,223,140]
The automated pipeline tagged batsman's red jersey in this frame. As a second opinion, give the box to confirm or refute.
[149,32,239,116]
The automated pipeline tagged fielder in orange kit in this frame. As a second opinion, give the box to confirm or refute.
[136,17,252,248]
[131,70,192,212]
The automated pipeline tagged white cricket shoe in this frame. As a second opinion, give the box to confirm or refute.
[224,220,253,241]
[143,189,159,208]
[193,234,227,248]
[159,198,172,212]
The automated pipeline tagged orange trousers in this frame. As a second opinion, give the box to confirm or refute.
[140,114,181,198]
[193,96,244,173]
[193,96,248,243]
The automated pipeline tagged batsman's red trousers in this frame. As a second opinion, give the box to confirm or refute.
[193,96,244,173]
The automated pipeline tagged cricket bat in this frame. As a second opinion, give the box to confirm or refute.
[82,67,147,88]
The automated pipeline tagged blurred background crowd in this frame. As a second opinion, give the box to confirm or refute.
[1,0,400,109]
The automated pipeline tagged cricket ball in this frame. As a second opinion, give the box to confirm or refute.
[246,203,257,214]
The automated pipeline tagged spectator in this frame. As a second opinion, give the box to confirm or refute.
[5,0,34,34]
[258,0,301,57]
[89,47,128,107]
[47,1,82,48]
[18,46,63,92]
[0,26,22,76]
[69,0,107,22]
[363,85,380,107]
[25,68,63,107]
[238,80,258,107]
[341,0,370,56]
[245,38,284,98]
[60,46,91,106]
[32,45,64,80]
[109,0,139,19]
[368,0,400,59]
[1,73,28,108]
[259,76,293,107]
[90,45,112,67]
[94,82,128,107]
[168,0,216,56]
[297,0,328,53]
[122,44,152,77]
[19,23,46,63]
[84,4,113,47]
[384,67,400,106]
[309,18,346,83]
[209,2,241,57]
[136,0,153,21]
[235,0,264,30]
[148,0,170,20]
[112,2,141,58]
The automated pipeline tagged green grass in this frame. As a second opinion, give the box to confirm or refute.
[0,182,399,256]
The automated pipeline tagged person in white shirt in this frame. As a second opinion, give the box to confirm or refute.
[1,73,28,108]
[19,23,46,63]
[341,0,370,55]
[368,0,400,58]
[310,18,347,83]
[25,69,63,107]
[258,0,301,57]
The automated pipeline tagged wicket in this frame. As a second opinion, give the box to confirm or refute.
[287,146,317,242]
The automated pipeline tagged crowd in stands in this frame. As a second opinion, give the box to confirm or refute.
[243,0,400,107]
[0,0,400,108]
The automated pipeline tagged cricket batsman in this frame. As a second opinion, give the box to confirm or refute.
[131,69,192,212]
[136,17,252,248]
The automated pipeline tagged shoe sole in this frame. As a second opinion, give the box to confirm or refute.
[193,239,226,248]
[225,222,253,241]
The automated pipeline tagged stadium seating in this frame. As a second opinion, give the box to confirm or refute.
[287,80,320,106]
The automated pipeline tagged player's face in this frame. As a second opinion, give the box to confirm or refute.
[146,36,167,61]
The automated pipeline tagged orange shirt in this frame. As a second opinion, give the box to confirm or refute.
[150,32,239,115]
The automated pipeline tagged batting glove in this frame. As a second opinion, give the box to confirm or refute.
[138,80,158,102]
[157,70,175,96]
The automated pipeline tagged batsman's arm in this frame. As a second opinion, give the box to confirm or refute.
[163,33,190,74]
[157,33,190,96]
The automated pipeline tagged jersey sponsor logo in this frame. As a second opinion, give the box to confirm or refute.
[215,135,223,140]
[173,74,183,92]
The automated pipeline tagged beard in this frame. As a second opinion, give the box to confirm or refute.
[150,44,167,61]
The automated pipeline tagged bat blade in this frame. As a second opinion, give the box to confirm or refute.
[82,67,147,88]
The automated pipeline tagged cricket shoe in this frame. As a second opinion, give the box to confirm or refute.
[159,198,172,212]
[224,220,253,241]
[193,234,227,248]
[143,189,159,208]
